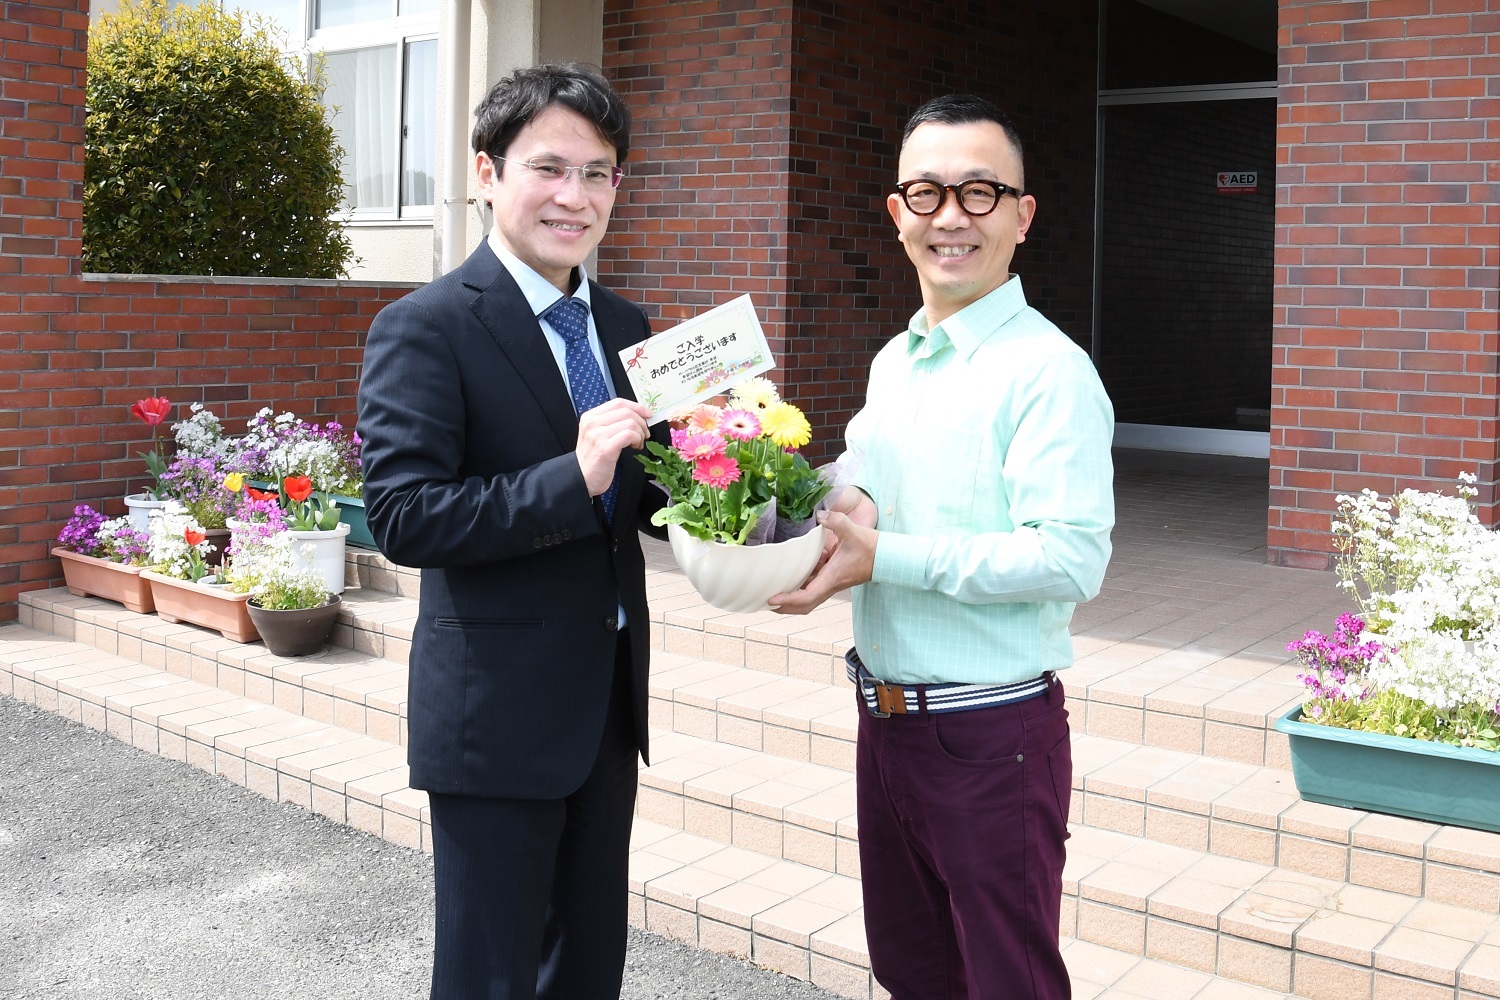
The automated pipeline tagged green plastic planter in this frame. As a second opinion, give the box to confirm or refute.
[1275,706,1500,833]
[328,493,376,550]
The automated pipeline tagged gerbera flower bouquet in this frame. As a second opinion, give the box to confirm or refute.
[637,377,835,545]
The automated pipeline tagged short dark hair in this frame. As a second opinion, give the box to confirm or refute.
[900,94,1025,188]
[471,63,631,169]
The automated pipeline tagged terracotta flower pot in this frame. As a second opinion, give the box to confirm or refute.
[246,595,342,657]
[666,523,825,614]
[141,570,258,643]
[51,547,155,614]
[202,527,231,567]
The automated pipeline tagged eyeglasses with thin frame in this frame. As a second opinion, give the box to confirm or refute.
[492,154,624,189]
[894,178,1023,217]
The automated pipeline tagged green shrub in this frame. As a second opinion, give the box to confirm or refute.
[84,0,353,278]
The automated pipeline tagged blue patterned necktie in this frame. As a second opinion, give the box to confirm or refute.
[544,296,618,521]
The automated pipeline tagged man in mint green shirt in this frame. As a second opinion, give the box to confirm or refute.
[774,94,1113,999]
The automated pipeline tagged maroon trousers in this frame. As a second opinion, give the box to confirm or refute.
[856,673,1073,1000]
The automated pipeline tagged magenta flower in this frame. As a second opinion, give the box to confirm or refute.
[720,408,762,441]
[678,431,728,462]
[692,454,741,489]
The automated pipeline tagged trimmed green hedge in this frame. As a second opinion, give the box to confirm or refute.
[84,0,353,278]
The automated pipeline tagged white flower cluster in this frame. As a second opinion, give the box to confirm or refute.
[173,403,237,463]
[146,500,212,579]
[241,407,361,496]
[1335,473,1500,710]
[228,529,327,609]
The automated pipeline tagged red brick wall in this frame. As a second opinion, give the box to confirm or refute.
[600,0,1099,464]
[0,0,416,620]
[1271,0,1500,569]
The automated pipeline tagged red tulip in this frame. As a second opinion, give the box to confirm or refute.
[184,528,206,546]
[246,487,278,503]
[283,475,314,503]
[130,396,172,427]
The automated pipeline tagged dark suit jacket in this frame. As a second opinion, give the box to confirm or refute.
[356,243,666,800]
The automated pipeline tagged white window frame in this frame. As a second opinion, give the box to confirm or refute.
[232,1,439,223]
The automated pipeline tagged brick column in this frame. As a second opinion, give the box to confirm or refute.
[1271,0,1500,568]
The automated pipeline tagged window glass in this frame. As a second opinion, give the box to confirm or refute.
[316,0,390,29]
[322,46,397,212]
[401,38,437,209]
[398,0,436,14]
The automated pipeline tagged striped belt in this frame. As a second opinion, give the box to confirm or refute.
[846,648,1053,717]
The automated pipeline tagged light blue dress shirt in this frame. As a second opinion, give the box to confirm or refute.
[844,276,1115,685]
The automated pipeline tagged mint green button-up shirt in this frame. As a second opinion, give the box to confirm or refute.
[844,276,1115,685]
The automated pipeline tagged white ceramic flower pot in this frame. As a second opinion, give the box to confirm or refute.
[288,522,350,595]
[667,522,825,614]
[123,492,167,533]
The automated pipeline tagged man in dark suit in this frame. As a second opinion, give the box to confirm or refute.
[356,64,665,999]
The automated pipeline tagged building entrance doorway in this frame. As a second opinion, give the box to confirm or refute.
[1093,0,1277,455]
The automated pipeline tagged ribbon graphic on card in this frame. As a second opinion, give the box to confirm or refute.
[618,294,774,423]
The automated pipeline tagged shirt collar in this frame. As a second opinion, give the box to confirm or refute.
[486,233,593,317]
[905,274,1028,360]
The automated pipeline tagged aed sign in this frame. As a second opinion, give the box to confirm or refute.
[1217,171,1257,194]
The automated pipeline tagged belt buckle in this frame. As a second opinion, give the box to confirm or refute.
[859,675,891,718]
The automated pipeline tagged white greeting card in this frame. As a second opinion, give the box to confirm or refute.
[618,294,774,423]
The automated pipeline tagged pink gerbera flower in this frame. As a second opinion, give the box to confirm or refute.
[686,403,723,435]
[720,407,762,441]
[678,431,727,462]
[693,454,741,489]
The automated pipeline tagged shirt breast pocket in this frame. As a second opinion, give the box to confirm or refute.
[894,421,983,530]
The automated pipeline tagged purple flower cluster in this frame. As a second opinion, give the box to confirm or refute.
[161,455,236,528]
[57,504,106,557]
[1287,613,1382,704]
[108,524,151,565]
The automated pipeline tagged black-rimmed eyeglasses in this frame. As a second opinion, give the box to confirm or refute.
[492,155,624,189]
[894,179,1023,217]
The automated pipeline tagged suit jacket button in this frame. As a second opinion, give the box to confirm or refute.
[605,617,618,631]
[562,529,572,541]
[533,538,543,549]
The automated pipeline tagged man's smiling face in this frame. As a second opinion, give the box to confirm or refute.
[478,103,618,294]
[886,119,1036,327]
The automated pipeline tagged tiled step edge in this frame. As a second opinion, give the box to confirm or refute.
[20,587,415,746]
[1065,824,1500,999]
[641,724,1500,913]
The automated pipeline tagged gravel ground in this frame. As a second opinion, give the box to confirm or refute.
[0,693,839,1000]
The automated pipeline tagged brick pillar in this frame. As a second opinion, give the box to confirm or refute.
[1271,0,1500,568]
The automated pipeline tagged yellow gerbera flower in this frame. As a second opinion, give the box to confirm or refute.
[730,376,780,411]
[760,401,811,450]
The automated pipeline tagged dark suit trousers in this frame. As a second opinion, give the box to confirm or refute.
[427,633,638,1000]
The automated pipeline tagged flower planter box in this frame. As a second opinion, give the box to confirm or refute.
[1275,705,1500,833]
[246,595,342,657]
[327,493,376,550]
[141,570,258,643]
[51,547,155,614]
